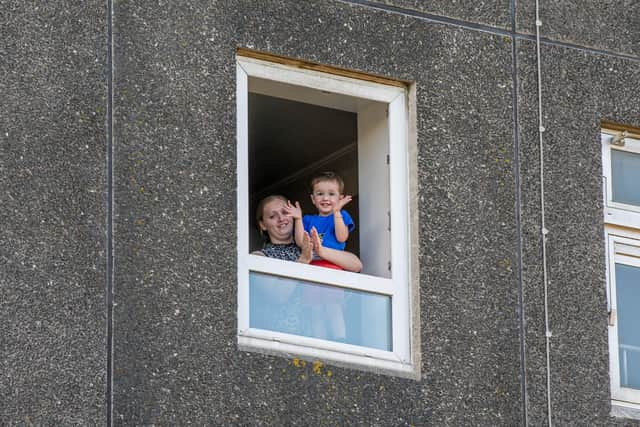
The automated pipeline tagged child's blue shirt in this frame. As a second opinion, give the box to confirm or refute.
[302,210,355,251]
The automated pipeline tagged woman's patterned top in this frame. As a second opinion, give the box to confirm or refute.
[260,242,300,262]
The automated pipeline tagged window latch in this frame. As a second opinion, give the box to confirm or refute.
[611,131,628,147]
[609,309,617,326]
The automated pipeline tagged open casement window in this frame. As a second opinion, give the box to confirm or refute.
[236,51,419,378]
[603,129,640,409]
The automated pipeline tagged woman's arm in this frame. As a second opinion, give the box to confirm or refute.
[284,201,305,248]
[311,227,362,272]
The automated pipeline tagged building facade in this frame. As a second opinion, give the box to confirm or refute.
[2,0,640,425]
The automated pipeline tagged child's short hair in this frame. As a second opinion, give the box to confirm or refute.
[310,171,344,193]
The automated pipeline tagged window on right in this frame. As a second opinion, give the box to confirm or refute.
[602,128,640,411]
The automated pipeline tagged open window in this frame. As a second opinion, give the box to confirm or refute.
[602,129,640,414]
[236,51,419,377]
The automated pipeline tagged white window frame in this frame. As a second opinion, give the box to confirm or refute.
[602,132,640,229]
[236,54,419,378]
[602,130,640,410]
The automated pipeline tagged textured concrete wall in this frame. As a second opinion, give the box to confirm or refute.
[379,0,512,28]
[112,1,521,424]
[517,40,640,426]
[0,1,107,424]
[517,1,640,57]
[3,0,640,425]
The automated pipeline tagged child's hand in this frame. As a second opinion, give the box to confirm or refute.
[284,200,303,220]
[334,195,352,212]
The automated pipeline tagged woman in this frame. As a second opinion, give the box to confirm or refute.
[253,195,362,272]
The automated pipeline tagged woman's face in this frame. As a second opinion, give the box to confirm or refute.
[259,198,294,244]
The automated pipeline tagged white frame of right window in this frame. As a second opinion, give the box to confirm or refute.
[602,129,640,409]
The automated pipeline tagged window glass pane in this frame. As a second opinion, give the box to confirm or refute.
[249,272,392,351]
[612,149,640,207]
[616,263,640,389]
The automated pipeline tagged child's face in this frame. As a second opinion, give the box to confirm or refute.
[259,198,294,244]
[310,180,342,215]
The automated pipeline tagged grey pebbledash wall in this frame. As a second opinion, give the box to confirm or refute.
[1,1,108,424]
[1,0,639,425]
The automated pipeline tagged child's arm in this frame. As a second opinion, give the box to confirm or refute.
[284,200,305,247]
[333,195,353,243]
[311,227,362,272]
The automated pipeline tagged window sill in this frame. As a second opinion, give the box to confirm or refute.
[605,206,640,230]
[611,400,640,420]
[238,332,419,380]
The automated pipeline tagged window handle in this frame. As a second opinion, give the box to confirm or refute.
[609,309,617,326]
[611,131,628,146]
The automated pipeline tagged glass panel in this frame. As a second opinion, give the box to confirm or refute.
[249,272,392,351]
[616,263,640,389]
[612,149,640,207]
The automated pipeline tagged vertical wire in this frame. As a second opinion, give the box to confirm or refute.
[509,0,529,424]
[106,0,114,423]
[534,0,553,425]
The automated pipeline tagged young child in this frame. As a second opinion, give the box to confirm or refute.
[287,172,354,266]
[285,172,356,342]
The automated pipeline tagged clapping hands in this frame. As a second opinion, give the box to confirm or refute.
[297,226,324,264]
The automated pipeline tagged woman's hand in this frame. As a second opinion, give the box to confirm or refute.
[310,227,325,258]
[284,200,303,220]
[297,231,312,264]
